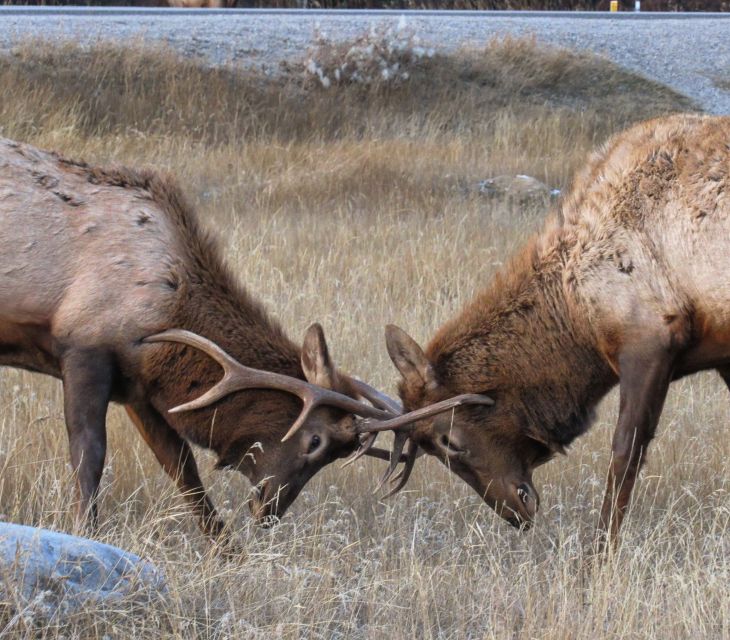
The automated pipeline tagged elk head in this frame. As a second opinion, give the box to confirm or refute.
[364,324,555,530]
[146,324,400,524]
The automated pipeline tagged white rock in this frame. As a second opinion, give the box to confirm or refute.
[0,523,166,623]
[477,174,558,203]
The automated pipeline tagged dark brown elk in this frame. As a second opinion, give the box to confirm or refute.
[364,114,730,548]
[0,137,424,539]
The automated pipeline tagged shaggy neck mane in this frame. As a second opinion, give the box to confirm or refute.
[60,157,304,378]
[150,176,302,378]
[69,160,309,454]
[426,228,615,449]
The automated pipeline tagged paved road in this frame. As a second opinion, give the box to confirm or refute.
[1,8,728,113]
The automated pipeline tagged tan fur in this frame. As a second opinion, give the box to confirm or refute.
[389,115,730,540]
[0,137,361,535]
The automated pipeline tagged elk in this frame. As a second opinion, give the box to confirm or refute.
[0,138,481,539]
[0,137,481,539]
[363,114,730,547]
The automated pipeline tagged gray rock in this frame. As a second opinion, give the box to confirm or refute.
[477,174,559,204]
[0,522,166,624]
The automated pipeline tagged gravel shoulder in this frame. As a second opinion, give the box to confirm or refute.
[0,10,728,114]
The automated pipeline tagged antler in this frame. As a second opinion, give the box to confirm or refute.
[349,378,403,414]
[356,394,494,434]
[144,329,394,441]
[344,392,494,497]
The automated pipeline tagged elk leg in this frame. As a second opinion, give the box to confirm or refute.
[124,403,226,540]
[60,349,113,531]
[597,349,673,551]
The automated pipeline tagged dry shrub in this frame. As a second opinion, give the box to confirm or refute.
[301,18,434,87]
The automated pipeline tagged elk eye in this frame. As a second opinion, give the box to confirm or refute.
[307,435,321,453]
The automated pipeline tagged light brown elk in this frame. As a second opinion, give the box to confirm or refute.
[364,114,730,547]
[0,137,483,539]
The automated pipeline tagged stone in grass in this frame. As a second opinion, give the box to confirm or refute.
[0,522,166,625]
[478,175,560,204]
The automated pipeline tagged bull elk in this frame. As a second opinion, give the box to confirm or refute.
[0,138,482,539]
[365,114,730,548]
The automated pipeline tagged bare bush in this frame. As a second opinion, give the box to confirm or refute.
[302,18,434,88]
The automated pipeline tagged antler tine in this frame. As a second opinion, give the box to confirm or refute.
[356,393,494,435]
[144,330,245,412]
[340,432,379,468]
[280,392,323,442]
[144,329,393,439]
[380,440,419,499]
[349,379,402,414]
[373,431,409,495]
[145,329,241,375]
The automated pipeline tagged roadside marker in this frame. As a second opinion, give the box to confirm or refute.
[610,0,619,10]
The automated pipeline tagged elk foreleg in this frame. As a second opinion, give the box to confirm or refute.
[61,349,113,532]
[125,403,226,540]
[597,348,674,551]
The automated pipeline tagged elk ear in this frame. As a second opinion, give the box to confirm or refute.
[385,324,437,390]
[301,323,337,390]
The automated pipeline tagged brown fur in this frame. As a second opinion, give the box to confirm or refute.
[387,114,730,544]
[0,137,361,537]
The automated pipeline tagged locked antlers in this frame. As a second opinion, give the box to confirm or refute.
[346,393,494,497]
[145,327,493,496]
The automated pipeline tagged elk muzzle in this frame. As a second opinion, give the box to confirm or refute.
[503,481,539,530]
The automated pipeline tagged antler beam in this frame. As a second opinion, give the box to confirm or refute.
[144,329,395,441]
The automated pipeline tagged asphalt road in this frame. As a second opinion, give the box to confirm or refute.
[0,7,728,113]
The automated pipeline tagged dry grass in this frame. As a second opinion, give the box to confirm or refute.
[0,36,726,639]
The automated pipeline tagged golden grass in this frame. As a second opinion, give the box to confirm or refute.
[0,37,727,639]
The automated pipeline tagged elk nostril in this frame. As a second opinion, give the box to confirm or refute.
[515,483,539,519]
[517,485,529,504]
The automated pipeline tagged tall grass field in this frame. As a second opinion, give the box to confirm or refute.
[0,32,726,639]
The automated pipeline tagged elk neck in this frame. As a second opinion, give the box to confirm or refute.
[426,225,618,451]
[139,183,306,456]
[169,279,308,458]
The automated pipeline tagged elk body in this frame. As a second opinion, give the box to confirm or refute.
[382,114,730,545]
[0,137,405,538]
